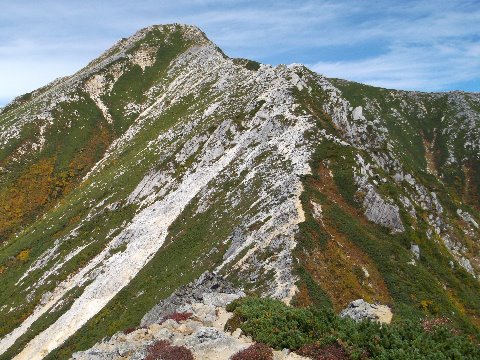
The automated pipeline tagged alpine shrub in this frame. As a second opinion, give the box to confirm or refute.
[144,340,194,360]
[226,297,480,359]
[231,343,273,360]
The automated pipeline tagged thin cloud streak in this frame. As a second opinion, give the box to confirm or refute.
[311,42,480,91]
[1,0,479,106]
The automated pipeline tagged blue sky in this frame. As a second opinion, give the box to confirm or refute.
[1,0,479,106]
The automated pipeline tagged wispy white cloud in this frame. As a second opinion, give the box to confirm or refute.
[0,0,479,106]
[0,58,87,100]
[311,41,480,91]
[309,1,480,91]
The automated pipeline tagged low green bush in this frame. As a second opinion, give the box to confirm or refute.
[226,297,480,359]
[226,297,332,350]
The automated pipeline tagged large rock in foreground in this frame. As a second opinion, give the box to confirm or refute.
[141,271,245,326]
[72,273,306,360]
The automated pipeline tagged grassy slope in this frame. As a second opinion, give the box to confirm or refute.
[292,78,480,336]
[0,93,113,243]
[0,26,204,357]
[0,28,479,359]
[0,28,271,357]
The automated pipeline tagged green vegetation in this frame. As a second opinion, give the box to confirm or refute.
[0,91,112,244]
[0,23,479,360]
[105,26,191,134]
[329,78,479,209]
[293,135,480,334]
[232,58,261,71]
[226,297,480,359]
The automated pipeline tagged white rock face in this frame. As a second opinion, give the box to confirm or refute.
[352,106,365,121]
[411,244,420,259]
[311,200,324,225]
[129,46,157,70]
[458,209,479,229]
[84,74,114,124]
[0,26,316,360]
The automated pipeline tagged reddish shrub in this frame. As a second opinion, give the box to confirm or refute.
[153,345,194,360]
[159,312,193,324]
[146,340,170,354]
[122,325,147,335]
[296,342,349,360]
[145,340,194,360]
[231,343,273,360]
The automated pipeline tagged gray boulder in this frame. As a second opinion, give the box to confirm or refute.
[362,186,405,233]
[141,271,244,326]
[340,299,392,324]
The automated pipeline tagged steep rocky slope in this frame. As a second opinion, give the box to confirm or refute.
[71,272,307,360]
[0,24,478,359]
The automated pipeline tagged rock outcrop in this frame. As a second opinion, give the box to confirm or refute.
[141,272,245,326]
[361,185,405,233]
[340,299,393,324]
[0,22,478,360]
[72,274,305,360]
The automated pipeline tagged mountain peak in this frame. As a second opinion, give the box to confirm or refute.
[0,23,479,360]
[127,23,213,48]
[56,24,215,88]
[143,23,208,38]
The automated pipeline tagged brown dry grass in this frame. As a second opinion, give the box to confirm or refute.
[298,161,391,311]
[297,342,350,360]
[0,157,55,241]
[463,164,479,210]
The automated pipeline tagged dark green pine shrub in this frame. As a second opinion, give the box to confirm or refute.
[226,297,330,350]
[226,297,480,359]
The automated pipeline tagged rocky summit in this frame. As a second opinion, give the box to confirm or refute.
[0,24,479,359]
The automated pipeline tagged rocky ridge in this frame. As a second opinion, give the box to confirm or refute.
[140,272,245,326]
[72,272,306,360]
[0,24,317,359]
[0,24,478,359]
